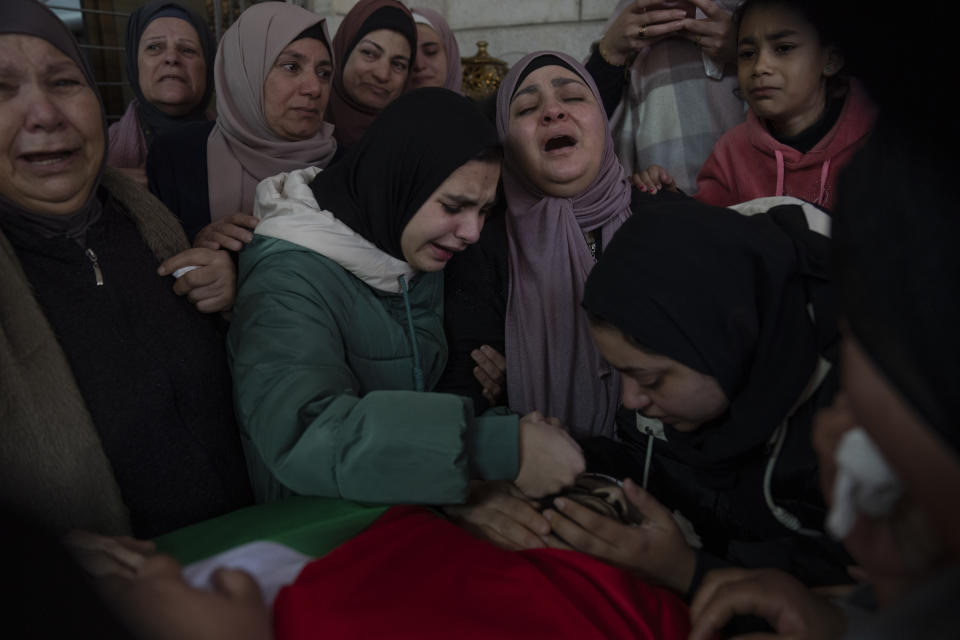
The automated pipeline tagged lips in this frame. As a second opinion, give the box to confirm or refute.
[19,148,78,166]
[158,74,186,82]
[750,86,779,97]
[544,135,576,152]
[430,242,464,261]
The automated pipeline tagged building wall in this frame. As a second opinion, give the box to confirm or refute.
[307,0,621,67]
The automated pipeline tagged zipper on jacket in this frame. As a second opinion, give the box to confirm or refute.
[85,248,104,286]
[398,274,425,392]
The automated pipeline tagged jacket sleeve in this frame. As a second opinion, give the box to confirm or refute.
[228,246,518,505]
[584,44,627,120]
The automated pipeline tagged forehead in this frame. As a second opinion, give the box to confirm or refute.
[416,23,441,44]
[739,4,818,39]
[359,28,411,55]
[514,64,588,98]
[589,323,670,370]
[0,34,78,76]
[278,36,331,62]
[141,17,200,42]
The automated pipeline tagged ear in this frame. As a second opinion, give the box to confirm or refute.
[823,47,845,77]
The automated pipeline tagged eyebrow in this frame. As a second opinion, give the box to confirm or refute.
[358,38,384,54]
[511,76,588,102]
[0,61,79,77]
[440,193,493,207]
[739,29,801,46]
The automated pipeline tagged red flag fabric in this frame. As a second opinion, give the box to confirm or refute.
[274,506,691,639]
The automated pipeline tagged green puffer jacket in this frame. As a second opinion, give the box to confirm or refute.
[228,168,518,504]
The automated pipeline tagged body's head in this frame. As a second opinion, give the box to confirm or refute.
[311,87,500,271]
[216,3,333,143]
[0,0,105,216]
[497,53,608,198]
[814,119,960,597]
[126,2,214,120]
[734,0,843,136]
[408,8,461,92]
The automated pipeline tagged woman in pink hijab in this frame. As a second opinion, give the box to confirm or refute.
[408,7,462,93]
[147,2,337,250]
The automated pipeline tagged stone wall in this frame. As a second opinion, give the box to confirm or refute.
[306,0,621,67]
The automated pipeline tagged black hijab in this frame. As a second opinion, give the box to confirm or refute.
[583,199,835,469]
[124,1,215,144]
[833,118,960,456]
[0,0,106,237]
[311,87,498,261]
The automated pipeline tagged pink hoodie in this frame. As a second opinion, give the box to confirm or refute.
[695,79,877,211]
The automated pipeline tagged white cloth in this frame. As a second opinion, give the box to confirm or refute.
[826,427,903,539]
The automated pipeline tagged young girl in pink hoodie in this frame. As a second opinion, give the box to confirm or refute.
[690,0,876,210]
[638,0,876,209]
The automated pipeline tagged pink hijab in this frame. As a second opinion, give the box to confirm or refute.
[206,2,337,221]
[497,51,632,439]
[411,7,462,93]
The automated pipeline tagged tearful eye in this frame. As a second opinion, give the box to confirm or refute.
[544,135,576,151]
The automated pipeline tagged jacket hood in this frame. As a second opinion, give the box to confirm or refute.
[253,167,415,294]
[746,79,877,168]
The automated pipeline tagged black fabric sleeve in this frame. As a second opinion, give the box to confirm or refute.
[434,205,509,414]
[146,120,215,243]
[584,44,628,120]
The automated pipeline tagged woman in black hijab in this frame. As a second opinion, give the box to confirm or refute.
[107,0,215,181]
[540,196,852,599]
[0,0,251,539]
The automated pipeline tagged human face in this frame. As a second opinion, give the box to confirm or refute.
[590,322,729,431]
[342,29,411,110]
[408,23,447,89]
[507,65,605,198]
[98,554,272,640]
[823,334,960,563]
[137,17,207,116]
[0,35,104,216]
[737,4,842,137]
[263,37,332,141]
[400,159,500,272]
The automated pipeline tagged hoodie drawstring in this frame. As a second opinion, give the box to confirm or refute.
[774,149,785,197]
[816,159,831,206]
[398,274,425,392]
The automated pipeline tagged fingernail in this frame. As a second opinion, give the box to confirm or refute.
[543,510,555,521]
[554,498,566,510]
[638,185,647,192]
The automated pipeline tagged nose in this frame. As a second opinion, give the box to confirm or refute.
[163,39,181,65]
[413,54,427,73]
[23,85,65,132]
[371,58,391,82]
[621,377,651,411]
[752,47,773,75]
[300,72,322,97]
[540,96,566,123]
[454,210,484,245]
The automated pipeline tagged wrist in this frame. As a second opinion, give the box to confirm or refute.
[594,39,630,67]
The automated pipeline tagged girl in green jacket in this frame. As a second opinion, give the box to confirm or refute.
[228,88,585,506]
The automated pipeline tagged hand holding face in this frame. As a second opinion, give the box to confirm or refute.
[515,411,586,498]
[688,568,846,640]
[158,247,236,313]
[193,213,259,251]
[471,345,506,405]
[443,480,552,551]
[677,0,737,62]
[599,0,689,65]
[542,478,697,593]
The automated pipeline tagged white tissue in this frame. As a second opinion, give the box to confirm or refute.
[826,427,903,539]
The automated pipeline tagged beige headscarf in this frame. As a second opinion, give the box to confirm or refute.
[206,2,337,221]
